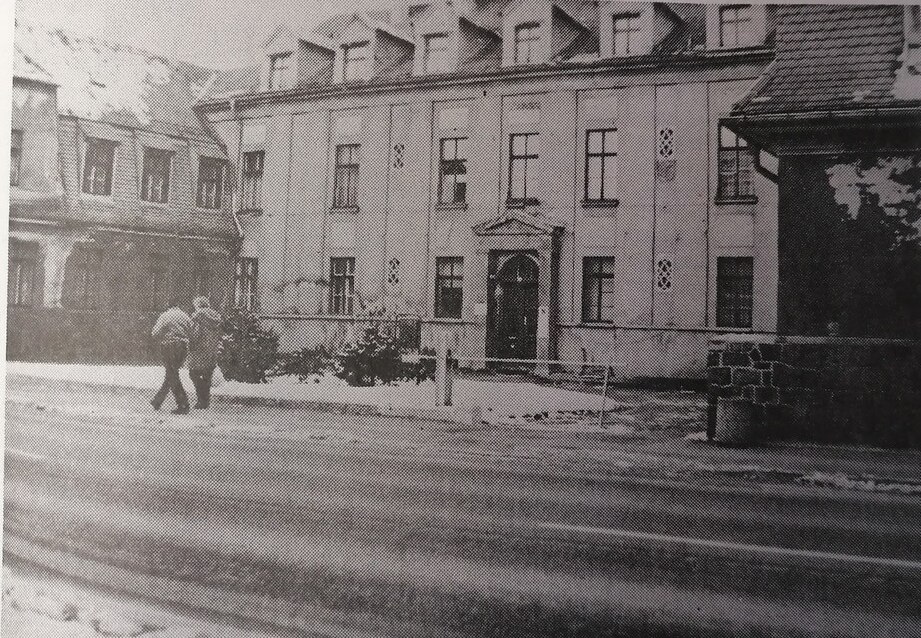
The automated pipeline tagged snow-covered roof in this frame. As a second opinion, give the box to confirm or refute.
[13,20,216,138]
[13,44,55,84]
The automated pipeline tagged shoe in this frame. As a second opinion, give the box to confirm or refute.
[171,406,190,415]
[193,402,205,409]
[150,399,161,411]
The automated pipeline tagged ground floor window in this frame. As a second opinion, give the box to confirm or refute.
[8,242,38,307]
[65,246,103,309]
[144,253,170,310]
[329,257,355,315]
[435,257,463,318]
[234,257,258,311]
[717,256,753,328]
[582,257,616,323]
[192,258,212,302]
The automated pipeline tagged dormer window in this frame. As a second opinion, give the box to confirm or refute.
[343,42,370,81]
[612,14,642,56]
[423,33,450,73]
[908,5,921,48]
[719,5,755,48]
[514,23,541,64]
[269,53,293,90]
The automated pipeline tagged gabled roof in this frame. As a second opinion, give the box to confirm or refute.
[14,20,217,139]
[733,4,920,117]
[13,44,55,84]
[472,210,564,236]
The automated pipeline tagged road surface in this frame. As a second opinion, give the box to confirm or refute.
[4,376,921,637]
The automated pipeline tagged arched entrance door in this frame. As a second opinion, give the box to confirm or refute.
[489,252,539,361]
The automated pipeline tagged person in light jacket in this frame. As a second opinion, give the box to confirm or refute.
[151,298,192,414]
[188,296,223,409]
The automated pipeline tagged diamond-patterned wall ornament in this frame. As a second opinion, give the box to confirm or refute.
[387,258,400,286]
[392,144,405,169]
[656,255,673,290]
[657,128,674,159]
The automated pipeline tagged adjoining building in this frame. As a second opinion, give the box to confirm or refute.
[196,1,781,378]
[9,22,240,362]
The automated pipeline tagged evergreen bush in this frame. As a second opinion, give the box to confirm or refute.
[217,309,280,383]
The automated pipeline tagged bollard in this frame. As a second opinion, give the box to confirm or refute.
[435,333,453,407]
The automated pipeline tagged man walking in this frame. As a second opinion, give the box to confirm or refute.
[188,296,223,409]
[150,297,192,414]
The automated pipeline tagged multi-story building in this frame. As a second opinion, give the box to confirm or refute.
[196,1,778,377]
[9,22,240,362]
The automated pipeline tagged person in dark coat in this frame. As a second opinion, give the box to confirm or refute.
[188,296,223,409]
[151,298,192,414]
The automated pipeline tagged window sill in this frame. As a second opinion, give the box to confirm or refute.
[506,198,540,209]
[196,206,224,213]
[432,315,465,323]
[714,196,758,206]
[140,200,170,209]
[238,208,264,216]
[330,206,359,215]
[435,202,467,212]
[80,193,115,203]
[580,320,616,327]
[582,199,619,209]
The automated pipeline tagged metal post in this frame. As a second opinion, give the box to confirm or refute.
[598,363,611,428]
[435,333,452,407]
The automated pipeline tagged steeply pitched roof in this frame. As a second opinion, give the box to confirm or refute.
[733,4,921,116]
[14,20,217,138]
[13,44,55,84]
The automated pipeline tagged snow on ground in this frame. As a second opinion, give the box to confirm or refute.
[798,471,921,495]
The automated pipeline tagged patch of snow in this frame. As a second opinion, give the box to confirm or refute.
[893,46,921,101]
[798,471,921,495]
[826,156,921,222]
[684,431,708,442]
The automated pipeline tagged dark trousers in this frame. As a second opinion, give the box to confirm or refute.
[152,341,189,409]
[189,366,215,407]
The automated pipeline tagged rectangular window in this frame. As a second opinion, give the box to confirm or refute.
[612,14,642,56]
[719,5,755,48]
[438,138,467,205]
[908,5,921,47]
[333,144,360,208]
[582,257,617,323]
[423,33,450,73]
[192,259,212,300]
[584,129,619,202]
[716,256,753,328]
[435,257,463,318]
[343,42,370,81]
[329,257,355,315]
[197,157,225,209]
[82,138,117,196]
[67,247,102,309]
[241,150,265,212]
[11,129,22,186]
[514,23,540,64]
[8,243,37,307]
[141,147,172,204]
[717,126,754,200]
[269,53,293,90]
[145,253,169,311]
[508,133,539,204]
[234,257,258,311]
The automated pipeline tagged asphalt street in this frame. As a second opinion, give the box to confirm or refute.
[4,377,921,637]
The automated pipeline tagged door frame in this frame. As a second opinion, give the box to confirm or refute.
[486,250,540,363]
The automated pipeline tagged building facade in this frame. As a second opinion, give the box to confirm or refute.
[9,23,240,362]
[197,1,780,378]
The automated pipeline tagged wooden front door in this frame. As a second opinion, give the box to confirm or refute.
[489,253,539,361]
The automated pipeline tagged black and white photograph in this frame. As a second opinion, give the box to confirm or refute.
[2,0,921,635]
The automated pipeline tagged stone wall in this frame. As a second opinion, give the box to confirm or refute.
[707,335,921,448]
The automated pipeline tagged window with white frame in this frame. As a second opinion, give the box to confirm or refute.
[82,138,117,196]
[514,23,541,64]
[333,144,360,208]
[241,150,264,212]
[11,129,22,186]
[435,257,463,318]
[423,33,450,73]
[234,257,258,311]
[719,5,755,48]
[342,42,370,81]
[196,157,225,209]
[612,14,642,56]
[141,147,172,204]
[582,257,616,323]
[438,137,467,205]
[65,245,102,309]
[329,257,355,315]
[585,129,618,203]
[508,132,539,204]
[717,256,753,328]
[717,126,754,201]
[8,241,38,307]
[269,53,293,90]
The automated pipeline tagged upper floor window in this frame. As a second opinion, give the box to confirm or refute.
[908,5,921,47]
[423,33,450,73]
[234,257,258,311]
[333,144,360,208]
[435,257,463,318]
[716,256,753,328]
[10,129,22,186]
[585,129,618,203]
[269,53,293,90]
[582,257,616,323]
[8,241,38,307]
[438,138,467,205]
[612,14,642,56]
[343,42,370,81]
[514,23,540,64]
[717,126,754,201]
[141,147,172,204]
[508,133,539,204]
[329,257,355,315]
[196,157,225,209]
[82,138,117,196]
[241,150,265,213]
[719,5,755,48]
